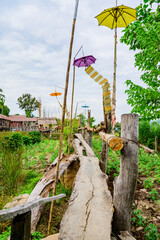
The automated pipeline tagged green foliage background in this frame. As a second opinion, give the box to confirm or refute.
[121,0,160,120]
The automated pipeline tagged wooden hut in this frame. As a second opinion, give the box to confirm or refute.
[9,115,38,131]
[0,114,10,131]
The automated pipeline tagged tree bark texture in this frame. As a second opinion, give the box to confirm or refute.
[59,134,113,240]
[99,131,123,151]
[26,154,78,233]
[113,114,139,234]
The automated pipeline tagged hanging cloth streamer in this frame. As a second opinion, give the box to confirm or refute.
[85,66,111,113]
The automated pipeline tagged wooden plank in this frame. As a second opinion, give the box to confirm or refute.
[59,136,113,240]
[0,195,66,222]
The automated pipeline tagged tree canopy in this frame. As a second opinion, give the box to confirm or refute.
[0,89,10,116]
[17,93,39,118]
[121,0,160,120]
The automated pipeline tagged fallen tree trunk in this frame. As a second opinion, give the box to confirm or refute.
[59,134,113,240]
[27,154,78,233]
[99,131,123,151]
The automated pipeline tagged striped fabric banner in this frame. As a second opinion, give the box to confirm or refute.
[85,66,111,113]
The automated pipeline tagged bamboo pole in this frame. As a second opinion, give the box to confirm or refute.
[47,0,80,235]
[68,65,76,154]
[100,94,111,172]
[68,46,83,154]
[111,26,117,131]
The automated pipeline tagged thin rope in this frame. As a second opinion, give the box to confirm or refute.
[74,45,83,59]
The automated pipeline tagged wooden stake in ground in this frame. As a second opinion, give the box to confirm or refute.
[84,110,92,147]
[113,113,139,234]
[155,136,158,152]
[47,0,80,235]
[100,95,111,173]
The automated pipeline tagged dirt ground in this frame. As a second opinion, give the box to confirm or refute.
[132,173,160,239]
[37,171,160,240]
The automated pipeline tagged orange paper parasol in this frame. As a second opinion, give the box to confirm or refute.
[50,91,62,96]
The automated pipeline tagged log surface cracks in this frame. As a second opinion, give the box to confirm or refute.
[59,134,113,240]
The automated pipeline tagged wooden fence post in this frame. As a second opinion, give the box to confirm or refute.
[0,195,66,240]
[84,110,92,147]
[100,111,111,173]
[155,136,158,152]
[78,115,82,134]
[113,113,139,234]
[11,211,31,240]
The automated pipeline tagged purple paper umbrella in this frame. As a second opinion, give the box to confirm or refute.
[73,55,96,67]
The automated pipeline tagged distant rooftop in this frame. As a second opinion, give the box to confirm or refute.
[9,115,38,122]
[0,114,10,121]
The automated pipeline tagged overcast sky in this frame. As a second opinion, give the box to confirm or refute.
[0,0,145,123]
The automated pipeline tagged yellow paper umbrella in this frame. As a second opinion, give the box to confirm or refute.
[95,4,136,128]
[95,5,136,29]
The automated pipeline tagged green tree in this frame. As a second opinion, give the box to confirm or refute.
[2,105,10,116]
[77,113,87,127]
[17,93,39,117]
[121,0,160,120]
[0,89,10,116]
[0,88,5,114]
[90,117,96,127]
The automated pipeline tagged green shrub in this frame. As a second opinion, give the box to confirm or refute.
[0,227,11,240]
[23,136,32,145]
[145,224,160,240]
[2,133,23,151]
[143,178,154,189]
[0,148,23,195]
[131,209,147,227]
[0,134,24,195]
[148,189,160,201]
[31,231,44,240]
[28,131,41,144]
[139,120,160,149]
[51,133,60,140]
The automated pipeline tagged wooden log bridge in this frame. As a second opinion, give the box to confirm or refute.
[0,194,66,240]
[58,133,113,240]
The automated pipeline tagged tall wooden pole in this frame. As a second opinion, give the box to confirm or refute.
[47,0,80,235]
[68,46,83,153]
[111,26,117,130]
[68,65,76,154]
[100,96,111,173]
